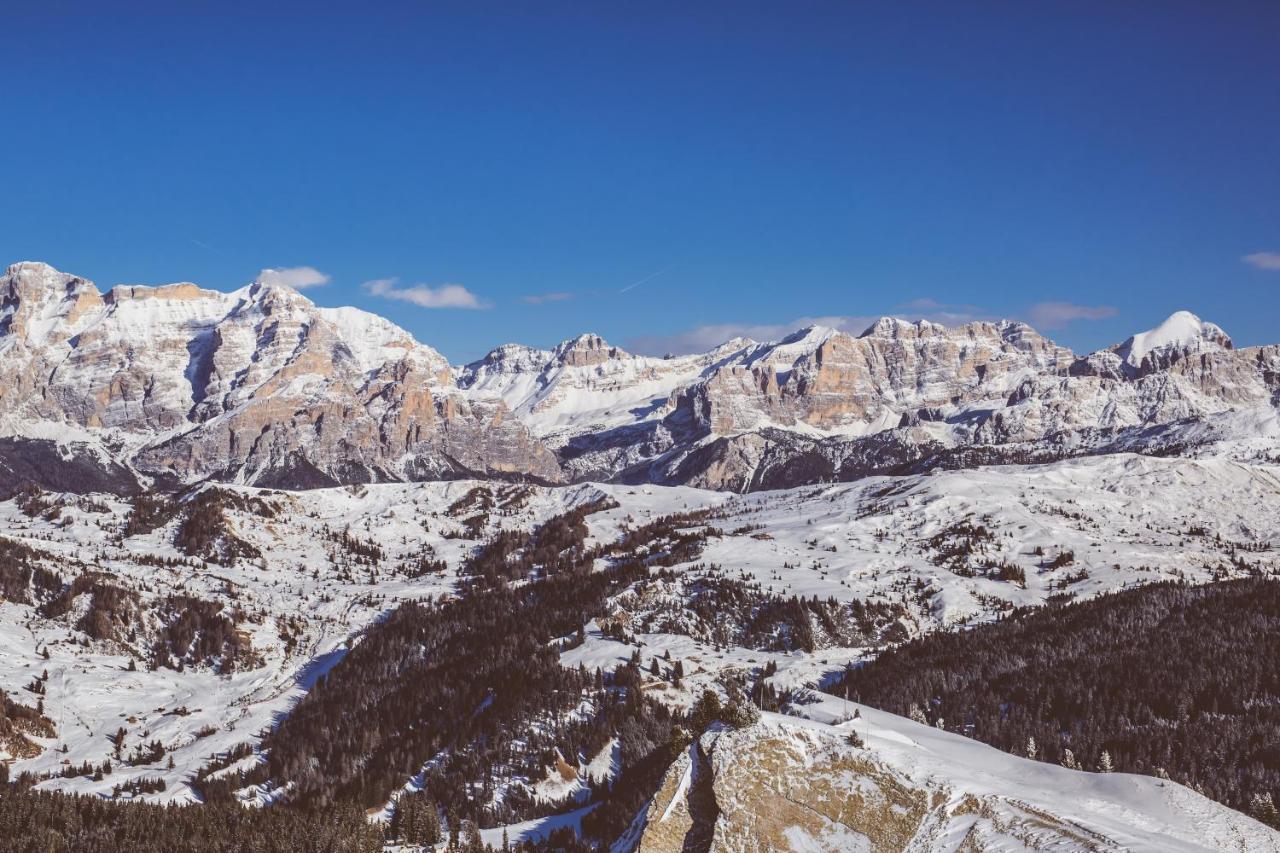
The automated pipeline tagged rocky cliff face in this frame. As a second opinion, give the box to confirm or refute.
[462,309,1277,490]
[629,709,1280,852]
[0,262,560,489]
[2,261,1276,493]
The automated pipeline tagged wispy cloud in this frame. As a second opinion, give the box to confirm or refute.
[1025,301,1118,329]
[1243,251,1280,271]
[257,266,330,290]
[522,291,572,305]
[363,277,489,309]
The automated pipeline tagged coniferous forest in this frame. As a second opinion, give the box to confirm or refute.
[835,578,1280,827]
[4,482,1280,849]
[0,506,732,852]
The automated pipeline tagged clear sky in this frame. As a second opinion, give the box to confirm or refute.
[3,1,1277,363]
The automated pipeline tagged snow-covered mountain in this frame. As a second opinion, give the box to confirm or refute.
[2,260,1277,494]
[460,311,1278,490]
[0,262,558,490]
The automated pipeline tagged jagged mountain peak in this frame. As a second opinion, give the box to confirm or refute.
[461,342,553,375]
[1,262,105,346]
[0,260,561,488]
[778,324,841,346]
[5,259,49,275]
[106,282,223,304]
[2,259,94,293]
[1114,309,1232,367]
[856,315,1045,343]
[551,332,629,365]
[1,260,1276,494]
[858,316,937,338]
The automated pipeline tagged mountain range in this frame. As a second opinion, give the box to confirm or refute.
[2,260,1279,849]
[3,260,1275,494]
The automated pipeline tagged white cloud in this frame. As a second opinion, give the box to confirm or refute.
[362,277,489,309]
[1025,301,1118,329]
[522,291,573,305]
[256,266,330,289]
[1243,251,1280,271]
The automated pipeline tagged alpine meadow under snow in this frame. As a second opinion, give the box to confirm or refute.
[0,261,1278,851]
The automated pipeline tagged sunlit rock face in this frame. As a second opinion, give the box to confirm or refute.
[3,261,1277,492]
[0,262,560,488]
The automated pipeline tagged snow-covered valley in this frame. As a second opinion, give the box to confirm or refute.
[2,452,1278,849]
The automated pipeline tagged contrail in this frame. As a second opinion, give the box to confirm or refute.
[619,265,672,294]
[191,238,223,255]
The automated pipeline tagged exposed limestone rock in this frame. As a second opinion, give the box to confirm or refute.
[0,262,559,488]
[2,261,1277,492]
[632,711,1280,852]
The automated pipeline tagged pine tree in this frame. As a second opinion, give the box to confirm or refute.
[460,819,483,852]
[418,799,442,846]
[1062,748,1078,770]
[447,805,460,852]
[1025,736,1037,760]
[690,689,723,731]
[1099,750,1114,773]
[908,704,928,725]
[1250,792,1279,828]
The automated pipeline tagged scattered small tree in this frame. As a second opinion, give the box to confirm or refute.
[1250,792,1279,828]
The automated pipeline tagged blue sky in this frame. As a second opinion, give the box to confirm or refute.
[3,1,1277,362]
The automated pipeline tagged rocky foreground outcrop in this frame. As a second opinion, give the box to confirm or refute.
[630,705,1279,852]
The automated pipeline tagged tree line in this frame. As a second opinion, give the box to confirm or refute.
[835,578,1280,827]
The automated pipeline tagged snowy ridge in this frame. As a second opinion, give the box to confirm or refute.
[1,260,1278,493]
[666,699,1280,852]
[1115,309,1230,368]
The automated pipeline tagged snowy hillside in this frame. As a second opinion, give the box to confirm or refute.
[0,453,1273,824]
